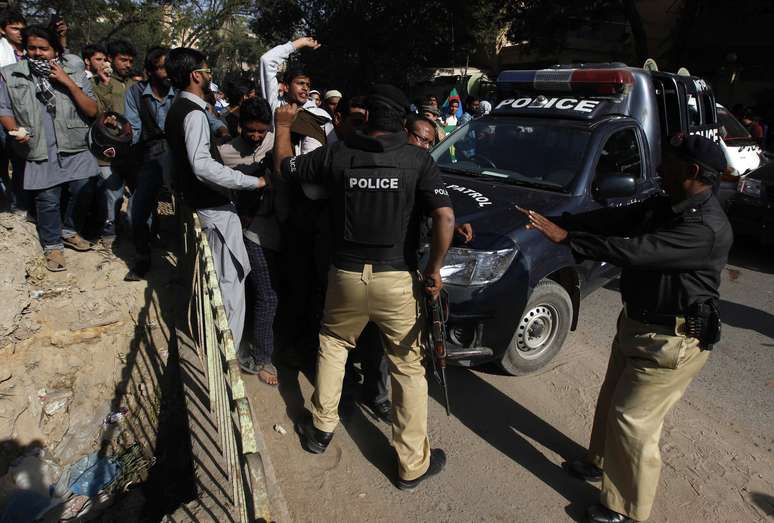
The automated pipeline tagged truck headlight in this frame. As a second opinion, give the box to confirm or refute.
[440,247,518,285]
[737,177,761,197]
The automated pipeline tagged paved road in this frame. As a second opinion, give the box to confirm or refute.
[246,240,774,522]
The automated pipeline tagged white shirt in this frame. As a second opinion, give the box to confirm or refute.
[180,91,262,192]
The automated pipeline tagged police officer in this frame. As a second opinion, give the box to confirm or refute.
[272,84,455,491]
[522,134,732,522]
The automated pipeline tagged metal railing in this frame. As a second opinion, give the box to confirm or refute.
[179,204,271,522]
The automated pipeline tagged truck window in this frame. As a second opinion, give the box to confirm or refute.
[595,128,642,180]
[687,94,701,127]
[431,117,590,191]
[653,77,684,138]
[701,93,716,125]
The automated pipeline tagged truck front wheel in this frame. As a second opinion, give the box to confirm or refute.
[499,279,573,376]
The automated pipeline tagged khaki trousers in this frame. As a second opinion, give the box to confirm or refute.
[587,310,710,521]
[312,265,431,481]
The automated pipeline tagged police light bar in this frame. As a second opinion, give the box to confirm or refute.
[498,68,635,95]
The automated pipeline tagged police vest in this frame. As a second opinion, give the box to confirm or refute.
[328,135,426,269]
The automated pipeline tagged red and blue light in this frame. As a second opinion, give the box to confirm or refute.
[498,68,635,95]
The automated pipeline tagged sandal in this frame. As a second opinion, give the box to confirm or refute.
[63,233,93,252]
[45,249,66,272]
[257,363,278,386]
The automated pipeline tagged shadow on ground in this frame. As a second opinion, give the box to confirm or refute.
[718,299,774,339]
[433,367,599,520]
[274,359,599,520]
[99,204,196,520]
[751,492,774,517]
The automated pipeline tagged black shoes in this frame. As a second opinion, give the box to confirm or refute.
[396,448,446,492]
[564,459,603,482]
[296,420,334,454]
[587,504,632,523]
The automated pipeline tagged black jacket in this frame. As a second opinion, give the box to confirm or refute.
[561,190,733,315]
[281,131,452,269]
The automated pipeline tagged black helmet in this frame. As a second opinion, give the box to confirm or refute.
[88,112,133,162]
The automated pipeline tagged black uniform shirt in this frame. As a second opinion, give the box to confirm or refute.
[282,131,452,269]
[560,190,733,315]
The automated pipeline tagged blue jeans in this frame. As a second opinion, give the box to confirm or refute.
[98,165,124,235]
[130,154,167,256]
[34,177,91,251]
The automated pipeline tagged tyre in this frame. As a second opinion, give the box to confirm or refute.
[499,279,573,376]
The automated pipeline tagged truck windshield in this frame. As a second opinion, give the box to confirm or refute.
[431,117,590,191]
[717,105,753,143]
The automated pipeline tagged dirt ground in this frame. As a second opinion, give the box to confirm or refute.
[246,239,774,523]
[0,210,182,519]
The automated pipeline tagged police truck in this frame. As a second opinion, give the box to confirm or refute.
[429,62,722,375]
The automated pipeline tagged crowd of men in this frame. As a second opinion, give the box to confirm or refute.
[0,16,475,390]
[0,10,737,523]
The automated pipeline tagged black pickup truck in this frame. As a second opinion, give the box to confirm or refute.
[429,64,721,375]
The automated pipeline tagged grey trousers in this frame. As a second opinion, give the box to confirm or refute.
[199,208,250,353]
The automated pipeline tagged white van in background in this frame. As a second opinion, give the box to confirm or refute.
[717,103,764,175]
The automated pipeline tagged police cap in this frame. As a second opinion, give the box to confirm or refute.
[670,133,727,182]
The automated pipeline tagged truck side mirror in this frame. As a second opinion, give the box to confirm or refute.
[593,175,636,200]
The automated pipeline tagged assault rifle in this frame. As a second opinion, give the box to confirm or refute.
[424,280,451,416]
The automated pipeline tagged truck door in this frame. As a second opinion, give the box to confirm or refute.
[581,126,652,287]
[592,126,654,206]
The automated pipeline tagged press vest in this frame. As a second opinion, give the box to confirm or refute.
[1,54,92,161]
[165,96,230,210]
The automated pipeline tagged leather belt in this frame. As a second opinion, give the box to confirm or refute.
[624,304,680,328]
[334,260,409,273]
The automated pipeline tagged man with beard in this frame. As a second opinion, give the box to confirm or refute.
[0,25,98,271]
[123,46,174,279]
[165,47,266,354]
[81,43,108,80]
[93,39,137,245]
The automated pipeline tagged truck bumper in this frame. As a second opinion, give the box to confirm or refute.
[443,260,530,366]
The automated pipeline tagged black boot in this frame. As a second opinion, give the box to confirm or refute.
[587,504,633,523]
[296,420,333,454]
[396,448,446,492]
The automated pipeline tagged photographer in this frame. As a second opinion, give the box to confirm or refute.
[0,25,98,271]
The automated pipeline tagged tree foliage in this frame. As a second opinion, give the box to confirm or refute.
[9,0,735,90]
[250,0,503,92]
[8,0,262,74]
[500,0,652,66]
